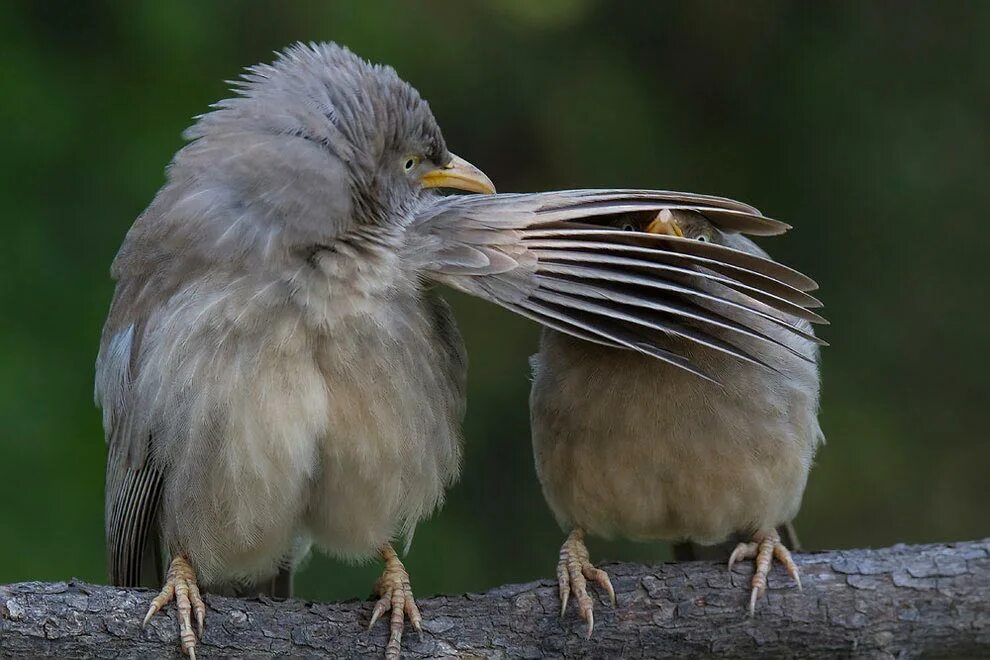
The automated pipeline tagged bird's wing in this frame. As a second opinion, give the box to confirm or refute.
[411,190,823,381]
[96,283,165,588]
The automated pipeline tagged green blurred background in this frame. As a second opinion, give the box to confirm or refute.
[1,1,988,603]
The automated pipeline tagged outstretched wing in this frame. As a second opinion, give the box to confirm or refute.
[410,190,824,381]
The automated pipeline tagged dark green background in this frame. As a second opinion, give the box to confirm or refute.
[2,1,987,603]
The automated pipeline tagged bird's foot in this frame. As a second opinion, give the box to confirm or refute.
[143,555,206,659]
[557,528,616,638]
[728,529,802,615]
[369,544,422,660]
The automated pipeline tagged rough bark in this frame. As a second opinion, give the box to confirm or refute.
[1,539,987,658]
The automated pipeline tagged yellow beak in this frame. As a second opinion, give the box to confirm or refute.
[645,209,685,237]
[420,153,496,194]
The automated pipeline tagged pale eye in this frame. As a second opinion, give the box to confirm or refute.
[403,156,421,172]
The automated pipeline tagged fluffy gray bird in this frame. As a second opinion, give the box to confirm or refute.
[95,42,822,658]
[530,208,825,635]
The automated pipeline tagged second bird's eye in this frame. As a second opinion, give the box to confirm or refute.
[621,223,636,231]
[403,156,421,172]
[696,234,708,242]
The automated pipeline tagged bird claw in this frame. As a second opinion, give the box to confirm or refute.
[728,530,801,615]
[143,556,206,658]
[370,544,421,660]
[556,529,615,638]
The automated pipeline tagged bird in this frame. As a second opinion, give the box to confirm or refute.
[95,42,822,658]
[529,207,825,636]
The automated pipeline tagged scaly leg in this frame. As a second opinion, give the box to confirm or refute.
[369,543,422,660]
[143,555,207,659]
[728,528,802,615]
[557,528,616,638]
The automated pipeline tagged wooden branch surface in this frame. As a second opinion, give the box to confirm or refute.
[1,539,988,658]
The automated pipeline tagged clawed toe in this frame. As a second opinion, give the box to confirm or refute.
[728,530,802,615]
[557,529,615,638]
[370,544,422,660]
[143,556,206,658]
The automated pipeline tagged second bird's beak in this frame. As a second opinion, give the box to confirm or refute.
[645,209,685,237]
[420,154,496,194]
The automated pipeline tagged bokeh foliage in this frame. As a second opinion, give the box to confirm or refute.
[1,1,987,602]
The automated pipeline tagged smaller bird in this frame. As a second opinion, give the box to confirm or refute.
[529,206,825,635]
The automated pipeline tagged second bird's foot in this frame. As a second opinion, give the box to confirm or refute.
[370,544,422,660]
[728,529,802,615]
[557,528,616,638]
[143,555,206,659]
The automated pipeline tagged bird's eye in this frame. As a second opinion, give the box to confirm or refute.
[696,234,708,242]
[403,156,421,172]
[621,223,636,231]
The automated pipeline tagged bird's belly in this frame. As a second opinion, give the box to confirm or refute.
[303,314,462,559]
[533,380,812,545]
[160,304,460,584]
[156,311,328,589]
[543,431,806,544]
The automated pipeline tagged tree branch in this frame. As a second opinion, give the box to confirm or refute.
[1,539,987,658]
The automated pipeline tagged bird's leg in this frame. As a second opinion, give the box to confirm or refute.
[556,528,616,638]
[369,543,422,660]
[143,555,207,659]
[728,528,802,615]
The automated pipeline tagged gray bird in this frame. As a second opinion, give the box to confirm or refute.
[530,208,825,636]
[95,42,822,658]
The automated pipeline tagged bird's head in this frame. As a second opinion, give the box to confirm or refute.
[612,209,720,244]
[608,208,771,262]
[166,42,494,257]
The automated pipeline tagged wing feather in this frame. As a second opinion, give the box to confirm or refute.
[529,280,795,369]
[528,245,826,323]
[414,189,824,382]
[533,260,825,345]
[505,300,719,383]
[97,315,164,588]
[523,227,819,293]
